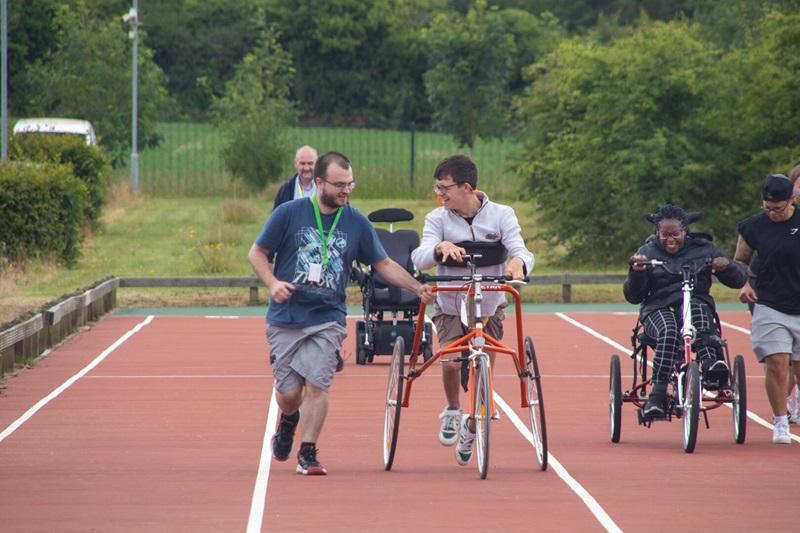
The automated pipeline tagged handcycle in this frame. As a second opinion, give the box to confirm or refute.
[383,251,547,479]
[609,257,747,453]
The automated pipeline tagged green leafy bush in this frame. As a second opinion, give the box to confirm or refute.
[10,134,111,225]
[0,161,89,266]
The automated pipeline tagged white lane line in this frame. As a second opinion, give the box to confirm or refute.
[247,386,279,533]
[494,393,622,533]
[0,315,155,445]
[720,320,750,335]
[555,313,799,442]
[85,374,273,379]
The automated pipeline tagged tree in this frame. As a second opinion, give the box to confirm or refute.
[212,26,296,189]
[514,21,727,263]
[144,0,262,118]
[424,1,516,149]
[21,1,169,166]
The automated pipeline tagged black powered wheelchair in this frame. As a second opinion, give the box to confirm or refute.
[352,208,434,365]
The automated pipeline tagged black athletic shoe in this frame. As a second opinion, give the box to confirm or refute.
[296,444,327,475]
[643,393,668,419]
[702,359,729,389]
[271,411,299,462]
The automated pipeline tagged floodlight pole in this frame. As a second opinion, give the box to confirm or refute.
[1,0,8,161]
[126,1,140,195]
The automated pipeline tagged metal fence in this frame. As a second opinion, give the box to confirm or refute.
[130,122,524,199]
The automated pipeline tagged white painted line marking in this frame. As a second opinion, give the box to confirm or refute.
[720,320,751,335]
[85,374,272,379]
[0,315,155,445]
[494,392,622,533]
[247,386,279,533]
[555,313,798,442]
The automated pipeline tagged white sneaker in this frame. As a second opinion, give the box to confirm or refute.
[439,407,461,446]
[773,418,791,444]
[455,414,475,465]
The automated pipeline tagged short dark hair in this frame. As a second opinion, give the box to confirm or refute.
[433,155,478,188]
[314,151,351,180]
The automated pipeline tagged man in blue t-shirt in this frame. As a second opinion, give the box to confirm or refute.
[248,151,434,475]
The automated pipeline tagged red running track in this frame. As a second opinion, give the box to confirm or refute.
[0,311,796,532]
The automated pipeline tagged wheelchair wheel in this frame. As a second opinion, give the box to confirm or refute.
[383,336,404,470]
[474,353,491,480]
[422,322,434,362]
[732,354,747,444]
[356,321,368,365]
[524,336,548,470]
[609,355,622,443]
[682,361,701,453]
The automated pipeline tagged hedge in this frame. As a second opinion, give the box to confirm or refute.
[0,161,89,266]
[10,134,111,225]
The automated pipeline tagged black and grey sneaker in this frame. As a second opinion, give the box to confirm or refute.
[702,359,729,389]
[296,444,327,475]
[643,392,668,419]
[271,411,299,462]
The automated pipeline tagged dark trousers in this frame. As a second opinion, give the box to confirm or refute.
[643,303,716,385]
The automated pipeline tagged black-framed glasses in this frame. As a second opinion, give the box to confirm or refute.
[433,182,459,194]
[762,201,790,214]
[324,179,356,191]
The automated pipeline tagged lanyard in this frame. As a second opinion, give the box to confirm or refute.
[311,195,342,267]
[296,177,315,198]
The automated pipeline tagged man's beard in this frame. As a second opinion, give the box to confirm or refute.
[319,189,342,210]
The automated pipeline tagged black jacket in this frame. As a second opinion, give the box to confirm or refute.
[273,175,299,210]
[623,234,747,319]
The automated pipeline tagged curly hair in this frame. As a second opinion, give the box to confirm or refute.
[645,203,689,229]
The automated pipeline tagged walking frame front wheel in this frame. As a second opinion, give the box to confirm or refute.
[383,337,405,470]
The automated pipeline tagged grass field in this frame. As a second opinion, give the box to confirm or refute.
[0,183,744,326]
[122,122,525,200]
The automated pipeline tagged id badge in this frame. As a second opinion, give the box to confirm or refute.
[308,263,323,283]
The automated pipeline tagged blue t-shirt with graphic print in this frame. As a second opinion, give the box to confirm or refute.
[255,197,387,327]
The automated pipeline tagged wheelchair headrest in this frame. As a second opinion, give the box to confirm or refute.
[369,208,414,223]
[440,241,508,267]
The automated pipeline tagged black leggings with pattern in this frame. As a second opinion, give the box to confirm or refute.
[643,303,717,385]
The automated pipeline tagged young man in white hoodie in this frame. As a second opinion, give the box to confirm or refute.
[411,155,534,466]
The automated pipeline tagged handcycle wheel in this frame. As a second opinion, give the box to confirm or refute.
[682,361,701,453]
[609,355,622,443]
[383,336,405,470]
[474,353,491,480]
[732,354,747,444]
[524,336,548,470]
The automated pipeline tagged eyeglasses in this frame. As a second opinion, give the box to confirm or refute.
[762,202,790,214]
[433,182,460,195]
[324,179,356,191]
[658,229,685,239]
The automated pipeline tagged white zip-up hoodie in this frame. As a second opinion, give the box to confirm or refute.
[411,192,534,317]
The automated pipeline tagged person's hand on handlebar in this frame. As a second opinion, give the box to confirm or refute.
[629,254,649,272]
[711,256,729,273]
[504,257,526,281]
[417,283,435,305]
[435,241,467,264]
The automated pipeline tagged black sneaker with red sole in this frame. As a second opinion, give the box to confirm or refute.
[271,411,299,461]
[296,445,327,475]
